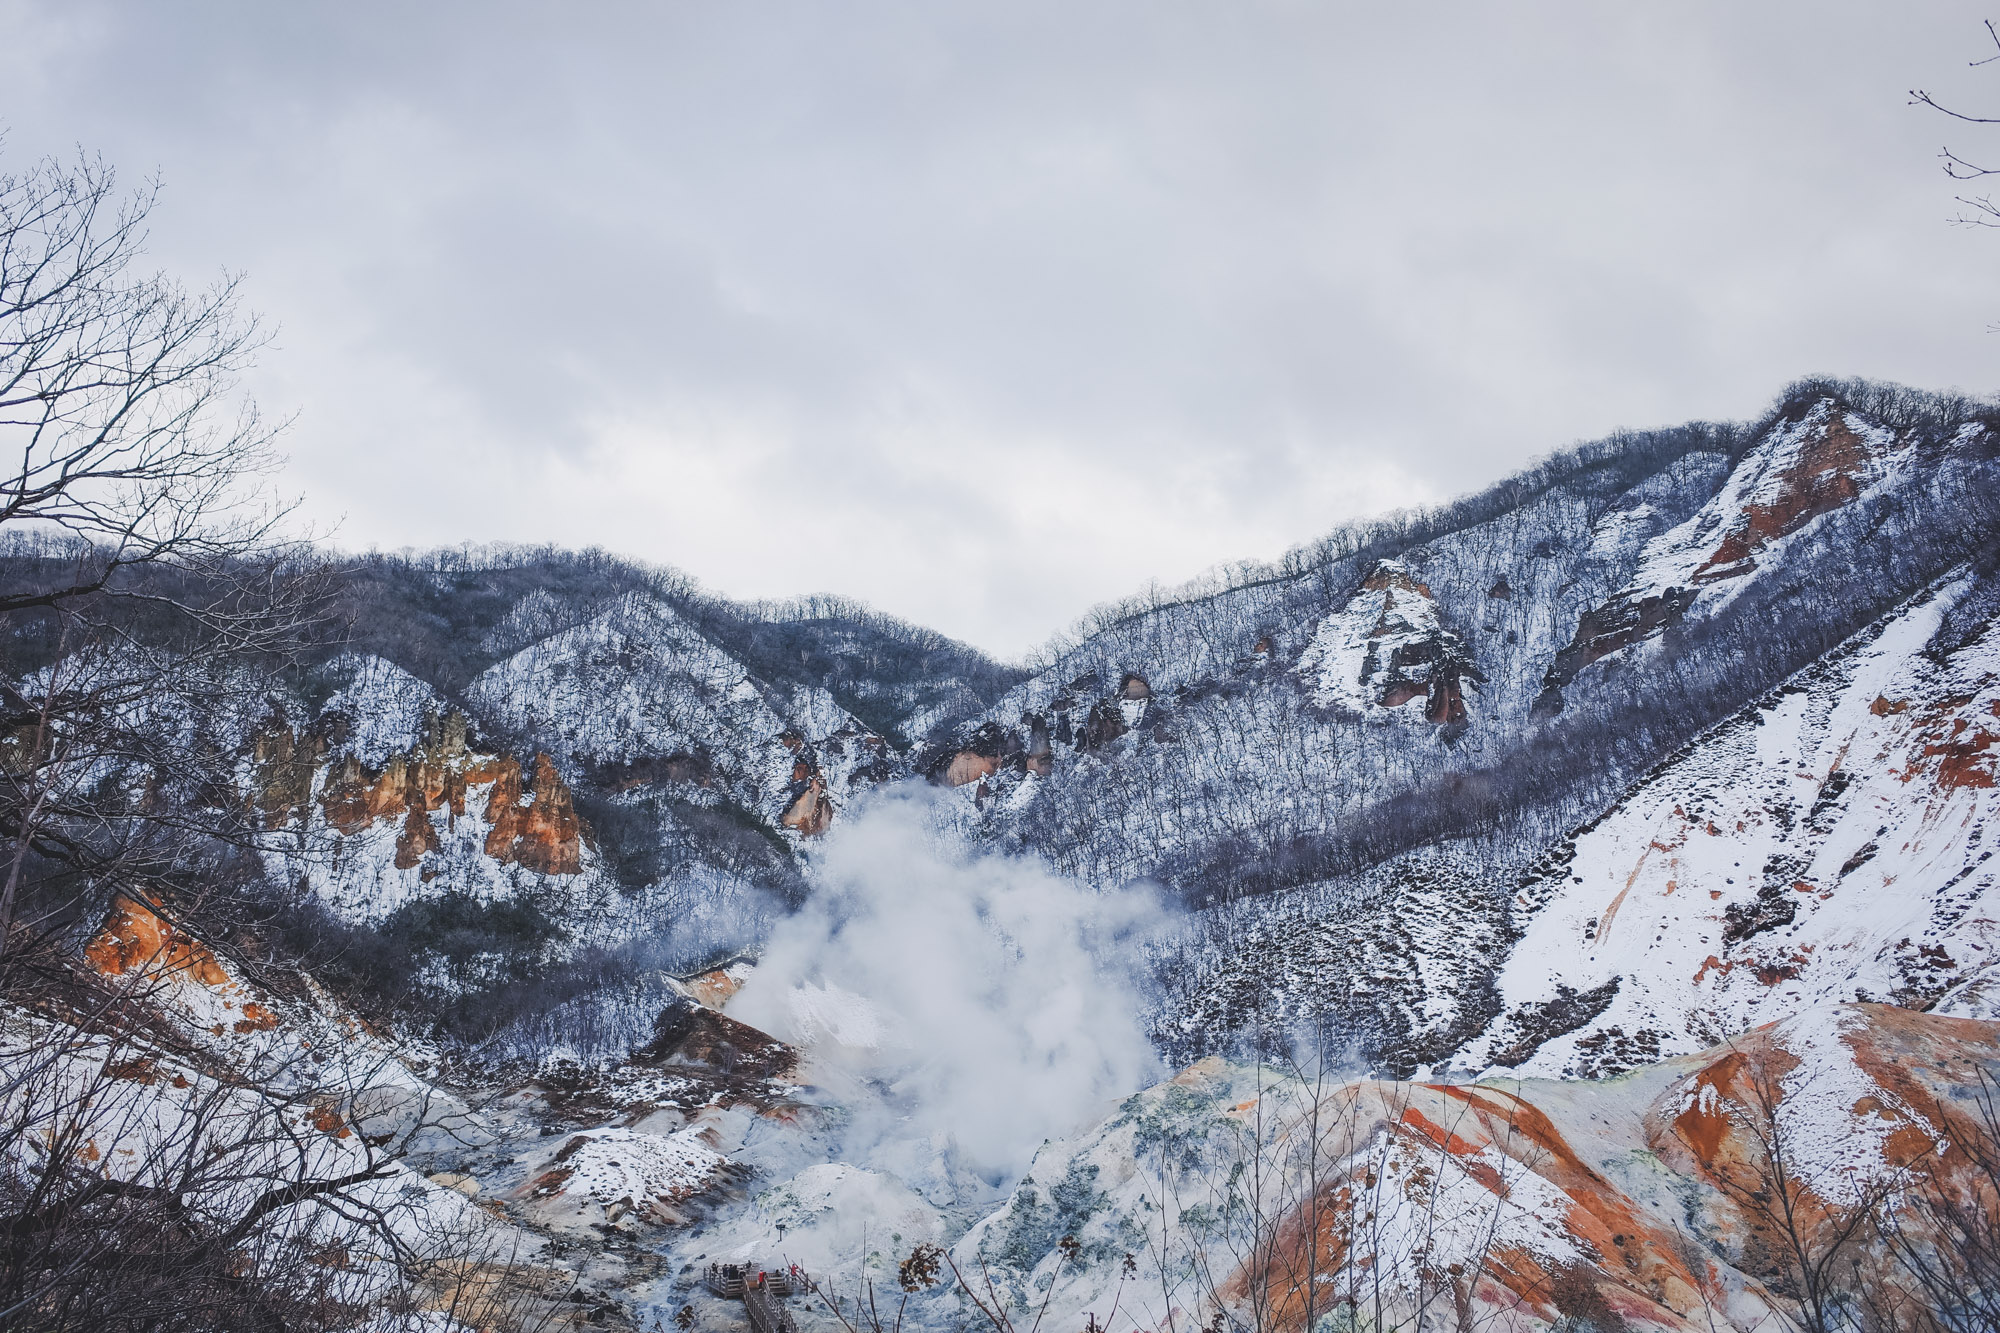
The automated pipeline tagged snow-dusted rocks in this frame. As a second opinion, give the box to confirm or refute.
[520,1124,725,1227]
[1295,559,1482,724]
[253,655,614,925]
[1537,398,1935,711]
[466,593,898,835]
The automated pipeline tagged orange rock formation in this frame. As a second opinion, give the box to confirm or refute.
[780,774,834,836]
[483,752,587,874]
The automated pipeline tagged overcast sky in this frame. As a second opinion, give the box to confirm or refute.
[3,2,1995,657]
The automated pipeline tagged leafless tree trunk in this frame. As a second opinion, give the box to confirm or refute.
[0,146,331,964]
[0,939,573,1331]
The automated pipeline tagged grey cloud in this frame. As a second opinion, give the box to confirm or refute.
[3,0,1995,654]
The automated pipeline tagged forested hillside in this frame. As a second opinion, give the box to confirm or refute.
[8,362,2000,1331]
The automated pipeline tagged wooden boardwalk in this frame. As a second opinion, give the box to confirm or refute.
[742,1279,796,1333]
[704,1262,801,1333]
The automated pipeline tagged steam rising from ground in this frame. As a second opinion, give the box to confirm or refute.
[728,793,1166,1183]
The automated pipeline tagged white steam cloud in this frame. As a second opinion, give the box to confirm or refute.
[727,792,1167,1183]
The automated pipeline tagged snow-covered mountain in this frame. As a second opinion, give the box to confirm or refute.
[9,376,2000,1332]
[926,385,1995,920]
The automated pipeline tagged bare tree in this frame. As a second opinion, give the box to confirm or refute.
[0,147,291,601]
[1865,1068,2000,1333]
[0,146,328,962]
[796,1236,1107,1333]
[1911,20,2000,228]
[1667,1048,1916,1333]
[0,939,575,1332]
[797,1240,942,1333]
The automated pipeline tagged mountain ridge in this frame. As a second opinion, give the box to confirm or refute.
[8,374,2000,1332]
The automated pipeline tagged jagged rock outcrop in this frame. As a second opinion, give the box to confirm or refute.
[311,707,518,869]
[1691,405,1883,583]
[1024,713,1054,777]
[1536,585,1700,710]
[920,668,1166,798]
[251,666,600,888]
[1538,398,1921,712]
[1296,559,1484,724]
[483,751,587,875]
[250,707,330,829]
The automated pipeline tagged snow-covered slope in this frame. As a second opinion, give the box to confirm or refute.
[467,593,902,835]
[12,378,2000,1332]
[1461,573,2000,1078]
[254,653,623,927]
[0,893,558,1328]
[923,387,1996,917]
[1536,398,1964,710]
[1295,559,1482,723]
[1150,844,1513,1073]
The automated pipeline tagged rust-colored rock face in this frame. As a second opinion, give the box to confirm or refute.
[85,896,234,989]
[1693,413,1876,584]
[1220,1078,1722,1331]
[395,806,441,869]
[780,775,834,836]
[1912,694,2000,790]
[290,708,589,876]
[483,753,586,874]
[1540,405,1894,714]
[319,711,505,842]
[681,964,750,1010]
[83,897,286,1036]
[321,753,407,834]
[1425,673,1470,725]
[1300,557,1483,727]
[1212,1006,2000,1333]
[939,751,1000,787]
[1645,1006,1986,1223]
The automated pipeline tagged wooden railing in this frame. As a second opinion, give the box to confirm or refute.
[743,1279,797,1333]
[704,1261,805,1333]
